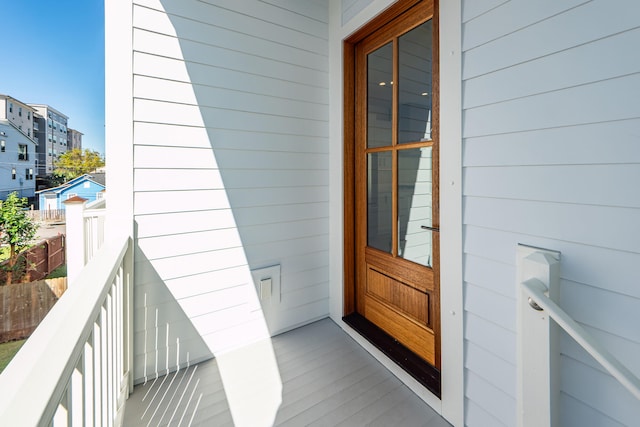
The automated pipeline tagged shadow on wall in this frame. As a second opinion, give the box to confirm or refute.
[134,229,282,426]
[133,248,212,384]
[131,248,213,426]
[145,0,331,334]
[135,1,291,425]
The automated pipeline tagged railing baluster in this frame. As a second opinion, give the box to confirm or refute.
[101,305,108,427]
[53,379,70,426]
[108,291,115,427]
[84,338,94,427]
[71,360,83,426]
[115,270,123,412]
[0,236,130,426]
[94,319,102,427]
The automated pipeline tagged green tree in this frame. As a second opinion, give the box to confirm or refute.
[0,193,38,285]
[54,149,105,181]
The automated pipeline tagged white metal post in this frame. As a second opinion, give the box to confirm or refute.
[516,244,560,427]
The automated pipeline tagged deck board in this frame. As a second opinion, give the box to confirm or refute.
[124,318,451,426]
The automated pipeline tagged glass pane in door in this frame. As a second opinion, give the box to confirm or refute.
[368,151,393,253]
[367,42,393,148]
[398,21,433,144]
[398,147,433,266]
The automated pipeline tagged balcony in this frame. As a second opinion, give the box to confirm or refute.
[0,203,451,426]
[123,319,450,426]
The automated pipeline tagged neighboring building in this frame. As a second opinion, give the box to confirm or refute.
[30,104,69,177]
[67,128,83,151]
[36,173,105,211]
[0,120,37,201]
[0,94,36,140]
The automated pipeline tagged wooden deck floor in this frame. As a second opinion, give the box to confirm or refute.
[123,318,451,426]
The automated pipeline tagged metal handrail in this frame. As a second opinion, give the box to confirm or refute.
[523,278,640,400]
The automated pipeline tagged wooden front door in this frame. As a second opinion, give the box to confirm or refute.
[352,0,440,369]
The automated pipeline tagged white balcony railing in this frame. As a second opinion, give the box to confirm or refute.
[0,234,133,426]
[66,197,107,284]
[517,244,640,427]
[84,199,107,262]
[522,279,640,400]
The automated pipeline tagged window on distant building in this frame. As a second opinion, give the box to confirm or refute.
[28,129,31,137]
[25,168,33,180]
[18,107,22,117]
[9,103,13,113]
[27,111,31,120]
[11,168,16,180]
[18,144,28,161]
[0,140,4,152]
[48,119,52,128]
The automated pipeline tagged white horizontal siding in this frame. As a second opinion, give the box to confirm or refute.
[465,226,640,300]
[134,122,328,153]
[463,119,640,167]
[463,0,639,79]
[461,0,508,23]
[462,0,640,424]
[559,393,626,427]
[342,0,373,26]
[465,370,515,427]
[464,27,640,109]
[131,0,329,380]
[464,74,640,138]
[462,0,589,52]
[464,165,640,208]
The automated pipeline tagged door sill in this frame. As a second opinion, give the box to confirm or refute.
[343,313,441,398]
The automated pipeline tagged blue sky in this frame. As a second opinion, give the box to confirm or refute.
[1,1,105,155]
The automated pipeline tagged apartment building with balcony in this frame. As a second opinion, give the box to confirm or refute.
[30,104,69,177]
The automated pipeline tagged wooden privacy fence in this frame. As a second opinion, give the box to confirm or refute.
[0,278,68,342]
[0,235,66,284]
[27,209,66,223]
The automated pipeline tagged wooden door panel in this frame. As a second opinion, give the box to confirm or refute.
[366,266,430,326]
[364,293,435,365]
[366,247,435,292]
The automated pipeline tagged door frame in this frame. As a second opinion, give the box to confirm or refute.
[337,0,463,424]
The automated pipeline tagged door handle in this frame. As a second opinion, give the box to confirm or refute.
[421,225,439,232]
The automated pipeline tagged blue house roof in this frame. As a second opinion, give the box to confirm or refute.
[36,174,105,196]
